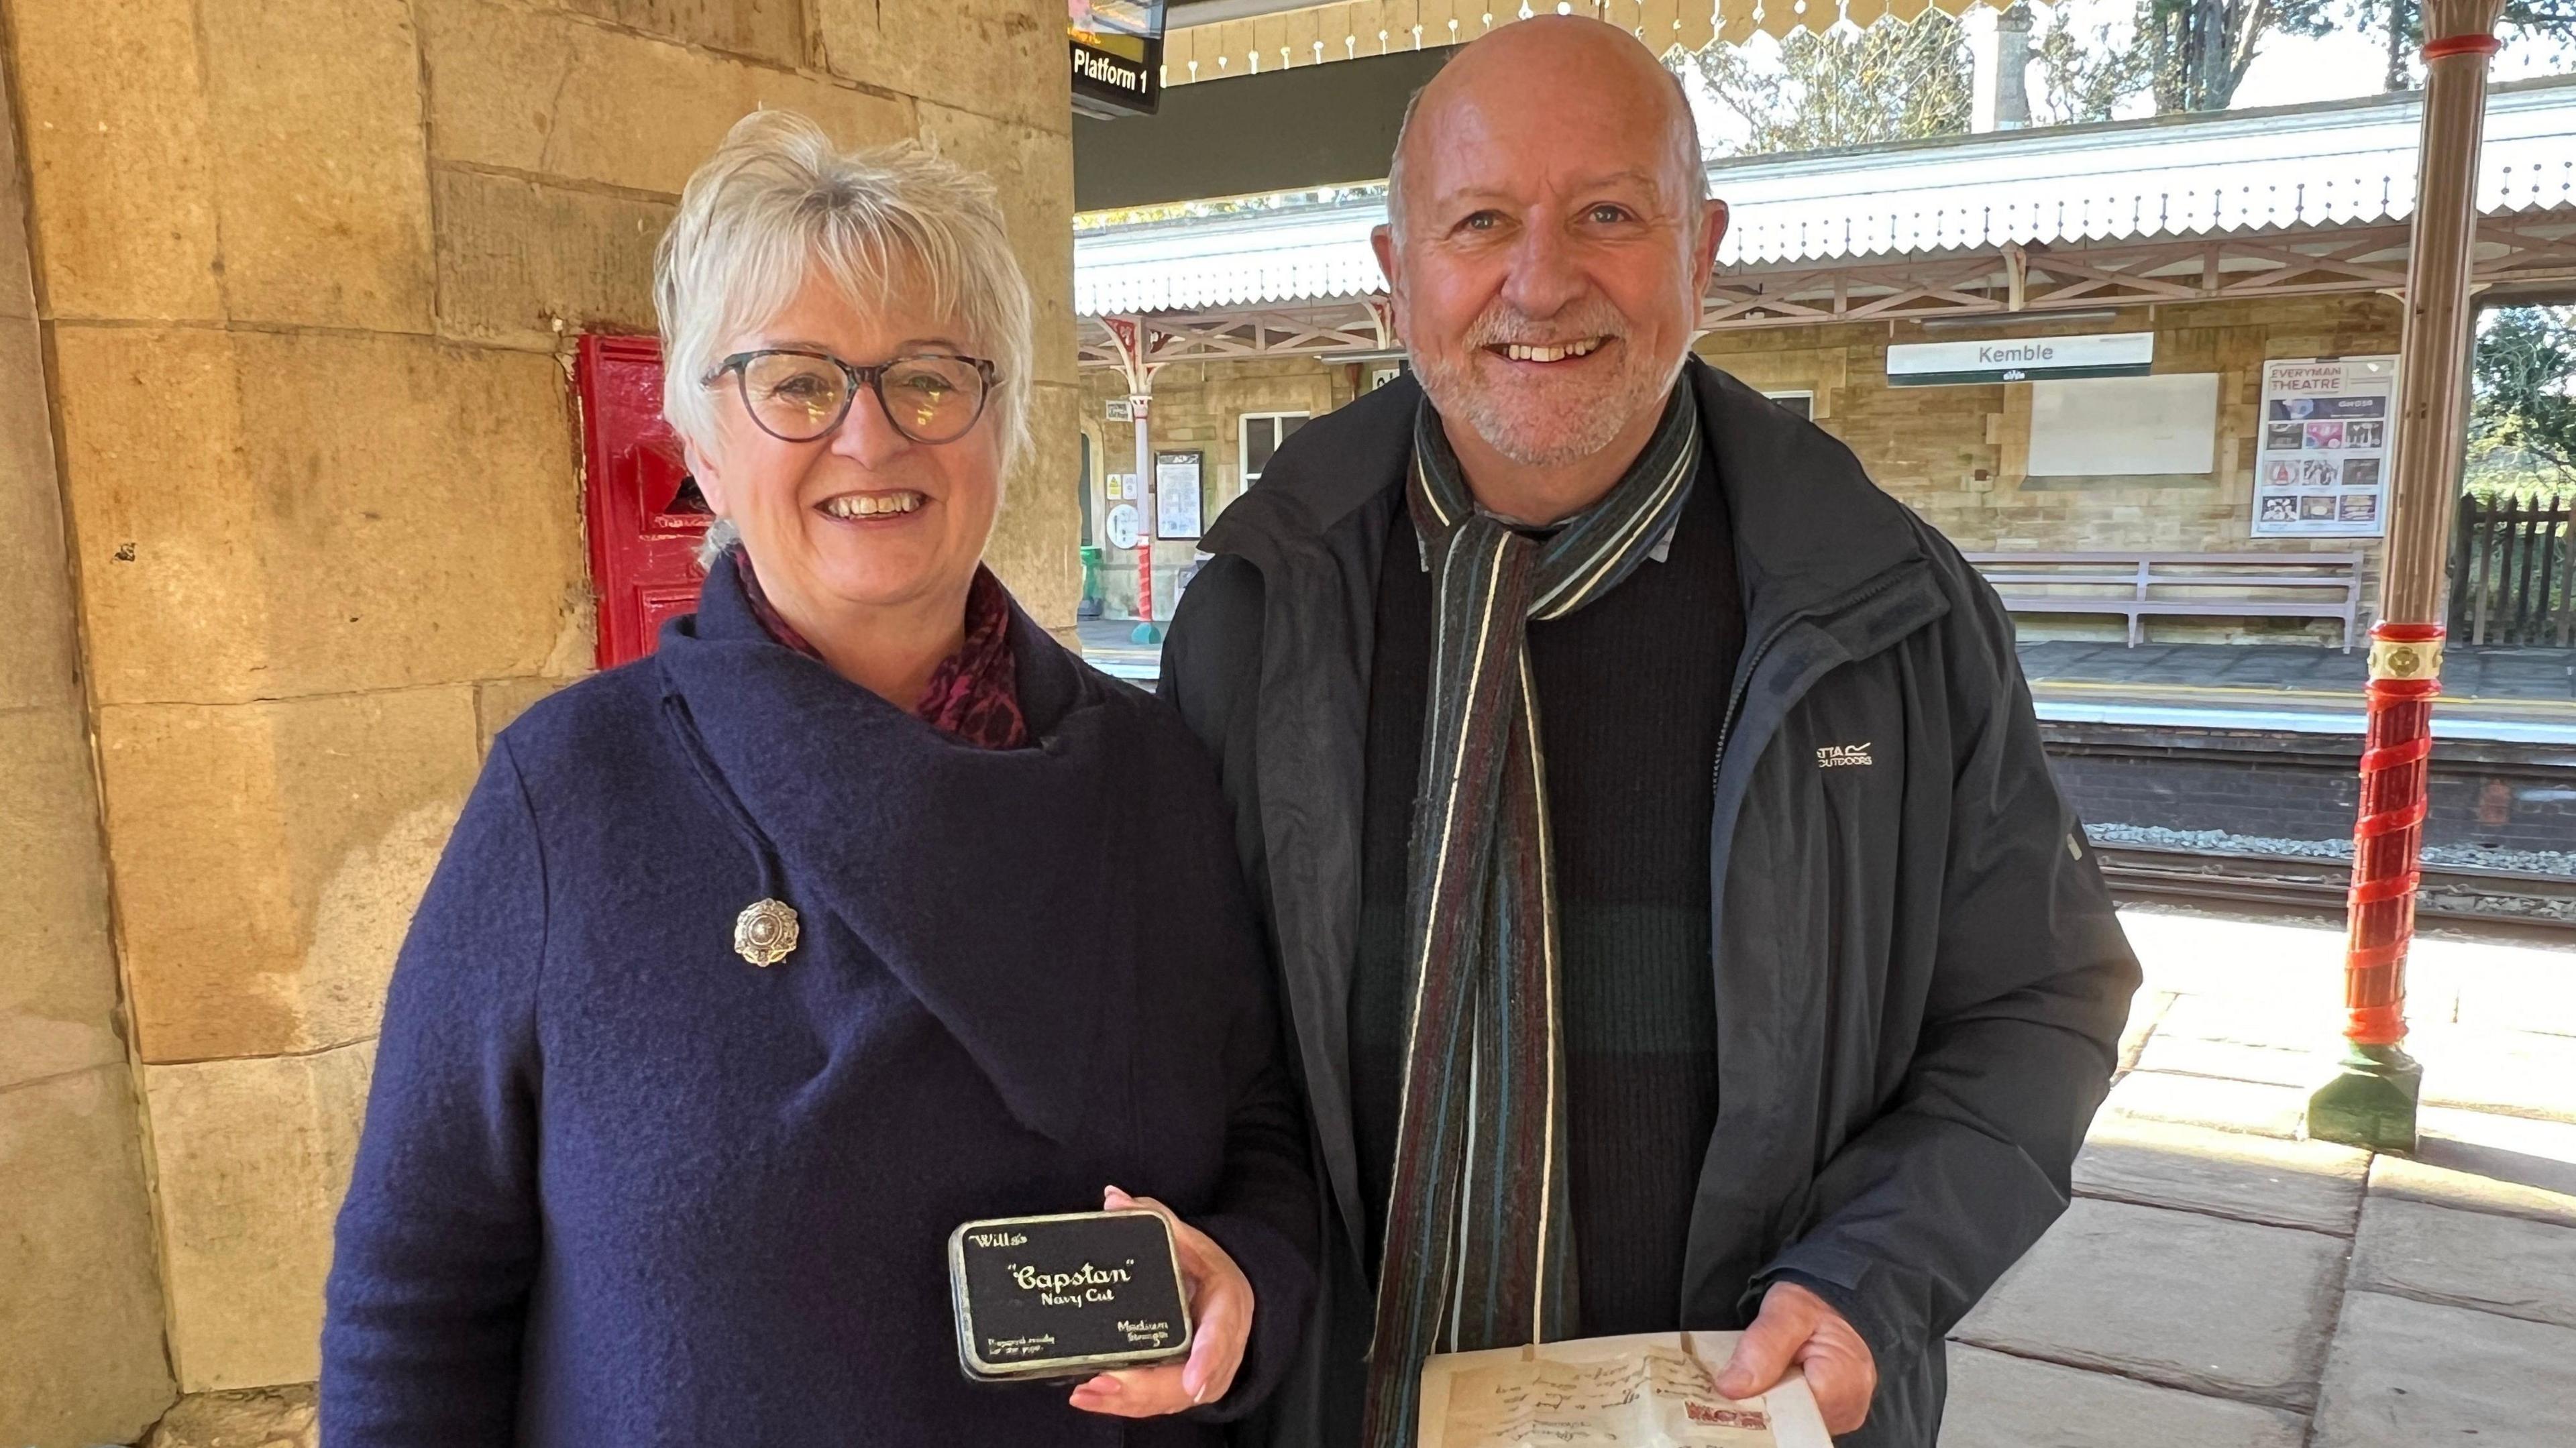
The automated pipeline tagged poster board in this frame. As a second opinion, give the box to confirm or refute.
[2253,357,2398,537]
[1155,450,1203,540]
[2027,373,2220,476]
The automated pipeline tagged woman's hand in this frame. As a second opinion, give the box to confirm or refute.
[1067,1185,1254,1418]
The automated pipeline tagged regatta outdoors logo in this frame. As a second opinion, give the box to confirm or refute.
[1816,742,1874,769]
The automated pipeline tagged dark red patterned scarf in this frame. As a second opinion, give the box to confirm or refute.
[735,552,1028,750]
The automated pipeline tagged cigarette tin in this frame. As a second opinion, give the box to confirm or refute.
[948,1209,1195,1383]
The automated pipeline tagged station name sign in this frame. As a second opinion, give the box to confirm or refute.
[1886,331,2155,387]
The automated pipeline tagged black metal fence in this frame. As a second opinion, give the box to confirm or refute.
[2447,493,2576,646]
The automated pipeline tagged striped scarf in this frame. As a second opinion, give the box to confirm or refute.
[1360,386,1702,1447]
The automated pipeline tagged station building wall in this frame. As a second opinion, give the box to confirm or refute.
[0,1,1077,1441]
[1079,292,2406,641]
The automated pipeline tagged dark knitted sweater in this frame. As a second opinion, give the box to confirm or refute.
[1350,454,1744,1337]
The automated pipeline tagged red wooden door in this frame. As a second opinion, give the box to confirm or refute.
[578,335,709,669]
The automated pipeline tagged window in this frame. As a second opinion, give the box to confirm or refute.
[1765,390,1815,421]
[1240,412,1309,488]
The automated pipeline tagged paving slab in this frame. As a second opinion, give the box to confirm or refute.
[2404,1023,2576,1123]
[2424,934,2576,1038]
[1939,1344,2308,1448]
[2075,1115,2366,1233]
[2367,1107,2576,1227]
[2098,1070,2310,1139]
[2309,1291,2576,1447]
[2348,1196,2576,1330]
[2149,993,2334,1050]
[2134,1034,2337,1089]
[2113,911,2347,1009]
[1953,1198,2346,1410]
[2118,987,2178,1072]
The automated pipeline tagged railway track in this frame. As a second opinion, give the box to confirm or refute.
[2092,841,2576,933]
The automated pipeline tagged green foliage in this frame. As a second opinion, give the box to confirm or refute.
[1690,13,1973,155]
[2466,305,2576,501]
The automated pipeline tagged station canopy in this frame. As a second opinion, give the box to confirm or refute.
[1160,0,2020,84]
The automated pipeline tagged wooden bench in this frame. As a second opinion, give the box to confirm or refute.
[1962,551,2364,651]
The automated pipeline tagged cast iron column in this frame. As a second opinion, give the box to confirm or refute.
[2307,0,2504,1151]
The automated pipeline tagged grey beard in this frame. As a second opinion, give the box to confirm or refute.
[1411,345,1682,469]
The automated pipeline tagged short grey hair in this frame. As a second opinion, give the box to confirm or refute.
[655,110,1035,483]
[1383,55,1705,248]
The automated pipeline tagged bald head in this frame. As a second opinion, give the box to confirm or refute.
[1386,18,1704,246]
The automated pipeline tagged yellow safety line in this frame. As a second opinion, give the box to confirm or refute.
[2029,677,2576,721]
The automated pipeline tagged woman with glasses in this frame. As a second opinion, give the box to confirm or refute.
[320,112,1316,1446]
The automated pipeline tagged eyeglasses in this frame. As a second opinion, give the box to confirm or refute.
[706,349,1000,446]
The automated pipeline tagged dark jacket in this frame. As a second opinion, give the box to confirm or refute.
[1158,361,2140,1447]
[323,553,1316,1445]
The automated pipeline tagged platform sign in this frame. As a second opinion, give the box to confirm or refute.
[1886,331,2154,386]
[1155,449,1203,539]
[1071,1,1163,119]
[2253,357,2398,538]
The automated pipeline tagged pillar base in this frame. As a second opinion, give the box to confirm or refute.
[2306,1041,2422,1151]
[1130,621,1165,645]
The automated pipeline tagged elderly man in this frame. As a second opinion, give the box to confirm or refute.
[1159,19,2140,1448]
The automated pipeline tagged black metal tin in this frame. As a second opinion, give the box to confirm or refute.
[948,1209,1195,1382]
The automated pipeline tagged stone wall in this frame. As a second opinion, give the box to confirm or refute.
[0,1,1077,1441]
[1079,356,1362,616]
[0,60,178,1447]
[1072,293,2405,641]
[1695,294,2406,641]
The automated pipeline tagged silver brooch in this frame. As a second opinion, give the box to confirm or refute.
[733,898,800,967]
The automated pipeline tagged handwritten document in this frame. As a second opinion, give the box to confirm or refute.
[1418,1333,1832,1448]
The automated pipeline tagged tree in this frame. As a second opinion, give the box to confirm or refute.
[2137,0,2341,112]
[2348,0,2576,91]
[2032,12,2151,124]
[2466,305,2576,497]
[1688,13,1972,155]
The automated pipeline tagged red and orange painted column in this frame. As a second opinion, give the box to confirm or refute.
[2308,4,2504,1150]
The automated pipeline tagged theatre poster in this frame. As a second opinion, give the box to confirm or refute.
[2252,356,2398,538]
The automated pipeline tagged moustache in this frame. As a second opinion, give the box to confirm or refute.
[1461,302,1631,350]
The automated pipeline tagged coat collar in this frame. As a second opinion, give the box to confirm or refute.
[650,553,1128,1150]
[1202,357,1937,645]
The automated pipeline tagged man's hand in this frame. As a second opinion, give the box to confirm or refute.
[1716,1280,1876,1435]
[1067,1186,1254,1418]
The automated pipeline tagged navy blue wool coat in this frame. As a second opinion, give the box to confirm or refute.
[322,553,1317,1445]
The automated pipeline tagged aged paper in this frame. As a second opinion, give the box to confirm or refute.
[1417,1332,1833,1448]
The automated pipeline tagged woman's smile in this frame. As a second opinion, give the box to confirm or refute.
[816,488,930,522]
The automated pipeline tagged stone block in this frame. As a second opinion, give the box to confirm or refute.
[433,166,672,348]
[476,675,572,755]
[986,381,1083,632]
[418,0,913,197]
[140,1386,318,1448]
[2367,1107,2576,1228]
[1939,1344,2306,1448]
[914,102,1079,389]
[0,1066,178,1445]
[2076,1115,2366,1234]
[97,688,480,1063]
[0,707,127,1092]
[146,1040,375,1392]
[563,0,806,66]
[5,0,226,321]
[1953,1198,2345,1408]
[2309,1291,2576,1447]
[2349,1196,2576,1330]
[0,91,32,321]
[0,313,81,713]
[814,0,1069,135]
[196,0,437,332]
[55,327,589,705]
[2100,1069,2310,1140]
